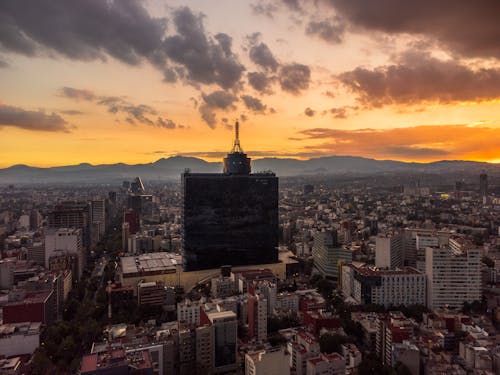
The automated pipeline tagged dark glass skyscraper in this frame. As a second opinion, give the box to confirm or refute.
[182,122,279,271]
[479,172,488,198]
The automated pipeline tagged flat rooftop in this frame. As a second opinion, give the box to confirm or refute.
[120,252,181,276]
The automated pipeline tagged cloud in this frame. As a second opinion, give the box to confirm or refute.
[241,95,267,113]
[0,59,8,68]
[249,42,279,71]
[160,7,245,89]
[304,107,315,117]
[201,90,238,110]
[279,63,311,94]
[0,0,166,64]
[198,90,238,128]
[322,106,355,119]
[60,110,84,115]
[0,3,245,90]
[250,2,279,18]
[59,87,96,101]
[327,0,500,59]
[338,52,500,107]
[0,104,69,132]
[293,124,500,161]
[305,17,345,44]
[248,71,275,93]
[60,86,179,128]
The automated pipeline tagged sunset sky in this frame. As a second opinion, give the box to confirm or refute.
[1,0,500,167]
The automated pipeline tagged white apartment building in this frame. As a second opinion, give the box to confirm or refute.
[177,299,202,325]
[425,243,481,309]
[342,264,426,307]
[312,231,352,281]
[376,233,403,269]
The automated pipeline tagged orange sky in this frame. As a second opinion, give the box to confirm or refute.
[1,0,499,167]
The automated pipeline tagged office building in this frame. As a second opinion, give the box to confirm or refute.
[312,230,352,281]
[182,122,278,271]
[426,241,481,309]
[47,201,91,247]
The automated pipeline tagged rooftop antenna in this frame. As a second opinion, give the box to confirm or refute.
[231,120,244,153]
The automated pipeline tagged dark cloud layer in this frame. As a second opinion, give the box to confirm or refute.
[59,86,180,129]
[249,42,279,71]
[160,7,245,89]
[305,17,345,44]
[0,0,165,64]
[339,52,500,107]
[0,104,68,132]
[279,63,311,94]
[0,2,245,91]
[241,95,267,113]
[328,0,500,59]
[248,72,275,93]
[198,90,239,128]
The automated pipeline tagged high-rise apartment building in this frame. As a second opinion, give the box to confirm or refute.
[182,122,279,271]
[426,241,481,309]
[45,228,84,279]
[48,201,91,247]
[376,233,403,269]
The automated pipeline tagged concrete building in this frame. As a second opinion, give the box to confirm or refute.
[45,228,85,279]
[376,233,403,269]
[342,264,426,307]
[201,306,238,374]
[306,353,345,375]
[245,347,290,375]
[392,341,420,375]
[312,231,352,281]
[177,299,202,325]
[137,281,168,306]
[0,322,41,357]
[425,243,481,309]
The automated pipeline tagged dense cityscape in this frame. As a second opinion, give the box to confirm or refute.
[0,124,499,374]
[1,1,500,374]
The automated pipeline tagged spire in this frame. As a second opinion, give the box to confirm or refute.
[231,121,244,153]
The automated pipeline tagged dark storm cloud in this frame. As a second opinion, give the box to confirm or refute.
[338,52,500,107]
[279,63,311,94]
[0,0,166,64]
[327,0,500,59]
[248,72,275,94]
[249,42,279,72]
[156,117,177,129]
[305,17,345,44]
[0,104,69,132]
[304,107,315,117]
[161,7,245,89]
[241,95,267,113]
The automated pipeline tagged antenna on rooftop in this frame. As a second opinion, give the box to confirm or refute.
[231,120,244,153]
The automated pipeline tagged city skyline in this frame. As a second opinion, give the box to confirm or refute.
[1,0,500,168]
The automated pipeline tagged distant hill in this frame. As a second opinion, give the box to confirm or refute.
[0,155,497,184]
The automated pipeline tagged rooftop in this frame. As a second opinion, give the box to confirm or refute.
[120,252,181,276]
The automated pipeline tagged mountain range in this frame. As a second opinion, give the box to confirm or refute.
[0,156,498,184]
